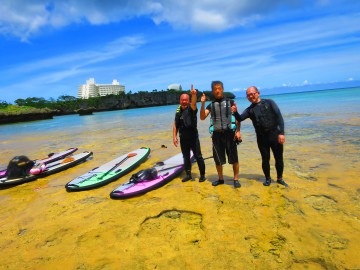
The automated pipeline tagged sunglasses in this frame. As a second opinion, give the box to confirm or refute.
[246,92,258,97]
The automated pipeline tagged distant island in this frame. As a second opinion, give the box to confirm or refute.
[0,90,235,125]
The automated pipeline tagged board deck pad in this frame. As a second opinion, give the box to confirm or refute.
[0,151,92,186]
[110,151,193,199]
[65,147,151,191]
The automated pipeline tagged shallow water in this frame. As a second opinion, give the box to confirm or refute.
[0,88,359,269]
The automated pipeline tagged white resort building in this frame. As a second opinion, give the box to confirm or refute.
[78,78,125,99]
[167,83,182,91]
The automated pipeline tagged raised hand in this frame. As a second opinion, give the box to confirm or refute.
[190,84,197,96]
[201,93,206,103]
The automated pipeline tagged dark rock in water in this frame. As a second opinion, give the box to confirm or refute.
[0,112,53,124]
[76,108,95,116]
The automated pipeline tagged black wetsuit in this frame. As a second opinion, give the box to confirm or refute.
[234,99,284,180]
[175,106,205,176]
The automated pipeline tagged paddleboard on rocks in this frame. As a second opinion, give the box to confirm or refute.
[110,151,193,199]
[0,151,92,186]
[65,147,151,191]
[0,147,78,177]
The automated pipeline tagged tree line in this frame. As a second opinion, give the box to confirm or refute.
[0,89,233,112]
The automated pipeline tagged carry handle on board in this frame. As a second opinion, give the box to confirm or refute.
[31,156,76,175]
[97,153,137,180]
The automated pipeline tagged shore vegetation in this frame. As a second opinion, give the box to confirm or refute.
[0,89,235,124]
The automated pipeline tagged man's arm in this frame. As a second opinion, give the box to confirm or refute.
[269,99,285,135]
[200,93,210,120]
[232,101,249,122]
[173,121,179,147]
[190,84,197,111]
[235,119,241,142]
[268,99,285,144]
[230,100,241,141]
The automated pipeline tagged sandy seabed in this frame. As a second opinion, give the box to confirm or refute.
[0,116,359,270]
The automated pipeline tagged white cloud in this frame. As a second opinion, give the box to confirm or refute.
[5,35,146,77]
[1,0,349,40]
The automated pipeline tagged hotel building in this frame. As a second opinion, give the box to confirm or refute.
[78,78,125,99]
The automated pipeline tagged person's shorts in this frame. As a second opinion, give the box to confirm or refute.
[212,130,238,165]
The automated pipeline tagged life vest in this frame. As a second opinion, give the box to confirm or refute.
[175,105,197,131]
[209,98,237,134]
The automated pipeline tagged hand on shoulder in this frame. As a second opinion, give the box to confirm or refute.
[231,101,238,113]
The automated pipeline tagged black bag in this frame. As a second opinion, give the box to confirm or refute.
[5,156,35,179]
[130,168,158,183]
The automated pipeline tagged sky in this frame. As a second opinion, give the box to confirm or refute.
[0,0,360,103]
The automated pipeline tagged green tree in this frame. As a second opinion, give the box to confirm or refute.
[14,98,26,106]
[14,97,47,108]
[0,100,9,109]
[57,95,77,102]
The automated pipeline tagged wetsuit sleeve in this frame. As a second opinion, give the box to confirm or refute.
[174,111,180,128]
[189,107,198,115]
[233,110,240,122]
[269,99,285,135]
[233,107,250,122]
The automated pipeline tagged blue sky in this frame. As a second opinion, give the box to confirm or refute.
[1,0,360,103]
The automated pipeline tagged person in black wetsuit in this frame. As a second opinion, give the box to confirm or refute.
[232,86,288,187]
[173,85,206,183]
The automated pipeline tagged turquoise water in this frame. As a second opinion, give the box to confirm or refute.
[1,87,359,158]
[0,105,178,138]
[236,88,360,144]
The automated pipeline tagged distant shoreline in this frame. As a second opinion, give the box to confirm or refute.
[0,91,236,125]
[2,86,358,125]
[260,85,360,97]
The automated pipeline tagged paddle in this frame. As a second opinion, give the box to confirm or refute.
[155,156,213,173]
[97,153,137,180]
[69,153,136,186]
[155,156,213,167]
[113,155,213,193]
[114,155,214,193]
